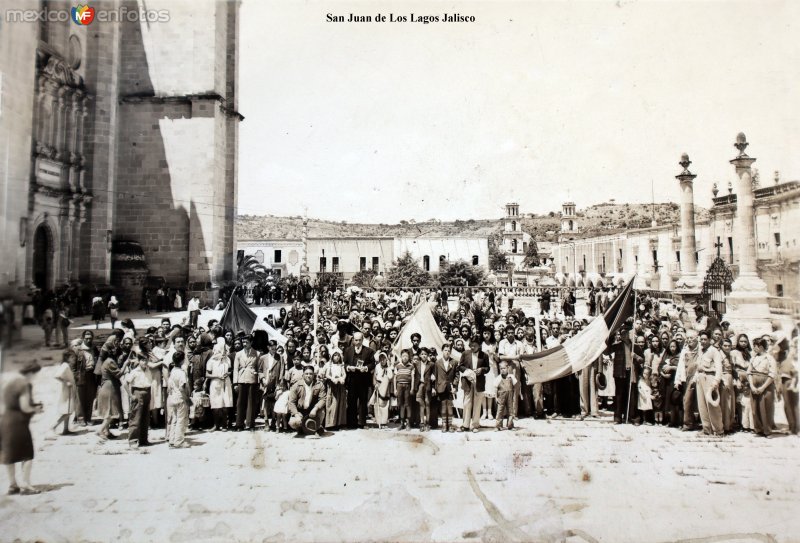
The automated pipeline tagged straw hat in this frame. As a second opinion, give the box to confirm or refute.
[706,385,720,407]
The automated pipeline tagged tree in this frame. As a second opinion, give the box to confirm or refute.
[385,252,432,287]
[236,254,268,285]
[351,269,378,289]
[315,272,342,292]
[489,243,508,271]
[523,240,540,268]
[437,259,486,287]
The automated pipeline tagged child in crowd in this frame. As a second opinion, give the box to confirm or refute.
[638,367,654,423]
[415,348,434,432]
[494,361,517,430]
[53,350,77,435]
[394,349,415,430]
[272,385,289,432]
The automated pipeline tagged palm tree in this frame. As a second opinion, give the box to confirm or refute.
[237,254,268,285]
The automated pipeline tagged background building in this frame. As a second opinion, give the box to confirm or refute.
[238,235,489,283]
[501,202,532,269]
[550,180,800,303]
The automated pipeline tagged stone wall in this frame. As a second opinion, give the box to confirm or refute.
[0,0,38,297]
[113,0,239,287]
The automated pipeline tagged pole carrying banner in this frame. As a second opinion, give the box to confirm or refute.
[519,278,635,384]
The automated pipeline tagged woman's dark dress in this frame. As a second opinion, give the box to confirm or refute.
[1,377,34,464]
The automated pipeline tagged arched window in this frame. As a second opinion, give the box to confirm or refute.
[254,250,264,263]
[511,239,517,253]
[569,220,574,230]
[511,220,516,231]
[472,255,479,265]
[423,255,430,271]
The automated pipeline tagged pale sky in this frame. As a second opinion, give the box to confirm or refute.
[238,0,800,223]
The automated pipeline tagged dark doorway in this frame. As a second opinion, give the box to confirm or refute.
[33,224,53,289]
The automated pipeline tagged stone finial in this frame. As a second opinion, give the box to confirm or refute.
[734,132,749,157]
[712,182,719,197]
[727,180,733,194]
[752,168,760,188]
[679,153,692,173]
[774,170,780,185]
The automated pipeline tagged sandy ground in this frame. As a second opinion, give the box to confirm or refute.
[2,299,799,542]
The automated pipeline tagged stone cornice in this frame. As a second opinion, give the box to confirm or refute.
[119,92,245,121]
[30,182,92,202]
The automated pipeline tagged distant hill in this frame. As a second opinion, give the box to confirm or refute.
[236,203,708,244]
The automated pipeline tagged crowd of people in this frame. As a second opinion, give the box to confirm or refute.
[2,284,798,494]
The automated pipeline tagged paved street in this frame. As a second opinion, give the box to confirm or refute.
[1,358,799,542]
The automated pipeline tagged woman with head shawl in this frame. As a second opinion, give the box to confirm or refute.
[96,334,124,440]
[206,338,233,431]
[321,351,347,431]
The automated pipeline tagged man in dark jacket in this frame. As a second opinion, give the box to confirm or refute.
[605,328,639,424]
[343,332,375,429]
[188,334,213,429]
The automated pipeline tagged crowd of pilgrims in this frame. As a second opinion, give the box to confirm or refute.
[48,286,799,450]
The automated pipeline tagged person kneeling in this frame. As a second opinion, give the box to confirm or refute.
[287,367,326,437]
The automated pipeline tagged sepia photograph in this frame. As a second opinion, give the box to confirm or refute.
[0,0,799,541]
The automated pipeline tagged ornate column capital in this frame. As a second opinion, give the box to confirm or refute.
[676,152,697,186]
[730,132,756,171]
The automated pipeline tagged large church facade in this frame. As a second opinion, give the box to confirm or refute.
[0,0,240,311]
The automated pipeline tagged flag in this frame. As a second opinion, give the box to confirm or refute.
[519,278,635,383]
[219,294,257,333]
[392,300,447,357]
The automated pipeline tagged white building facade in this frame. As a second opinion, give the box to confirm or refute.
[501,202,533,269]
[237,235,489,283]
[550,182,800,300]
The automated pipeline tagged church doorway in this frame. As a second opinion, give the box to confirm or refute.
[33,224,53,290]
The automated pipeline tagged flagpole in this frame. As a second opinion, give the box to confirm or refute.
[626,279,637,423]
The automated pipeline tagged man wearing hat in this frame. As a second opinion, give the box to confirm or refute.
[287,367,326,437]
[233,334,260,431]
[694,331,724,436]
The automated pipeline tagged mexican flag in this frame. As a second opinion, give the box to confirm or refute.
[519,279,635,383]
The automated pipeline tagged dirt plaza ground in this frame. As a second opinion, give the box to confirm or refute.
[1,304,799,542]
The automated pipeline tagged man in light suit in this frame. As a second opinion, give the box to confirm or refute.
[259,340,284,431]
[457,337,491,432]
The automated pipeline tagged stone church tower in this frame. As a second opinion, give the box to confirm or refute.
[0,0,241,310]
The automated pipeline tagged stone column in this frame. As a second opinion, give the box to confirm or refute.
[724,133,771,336]
[300,217,309,276]
[730,134,759,277]
[675,153,703,296]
